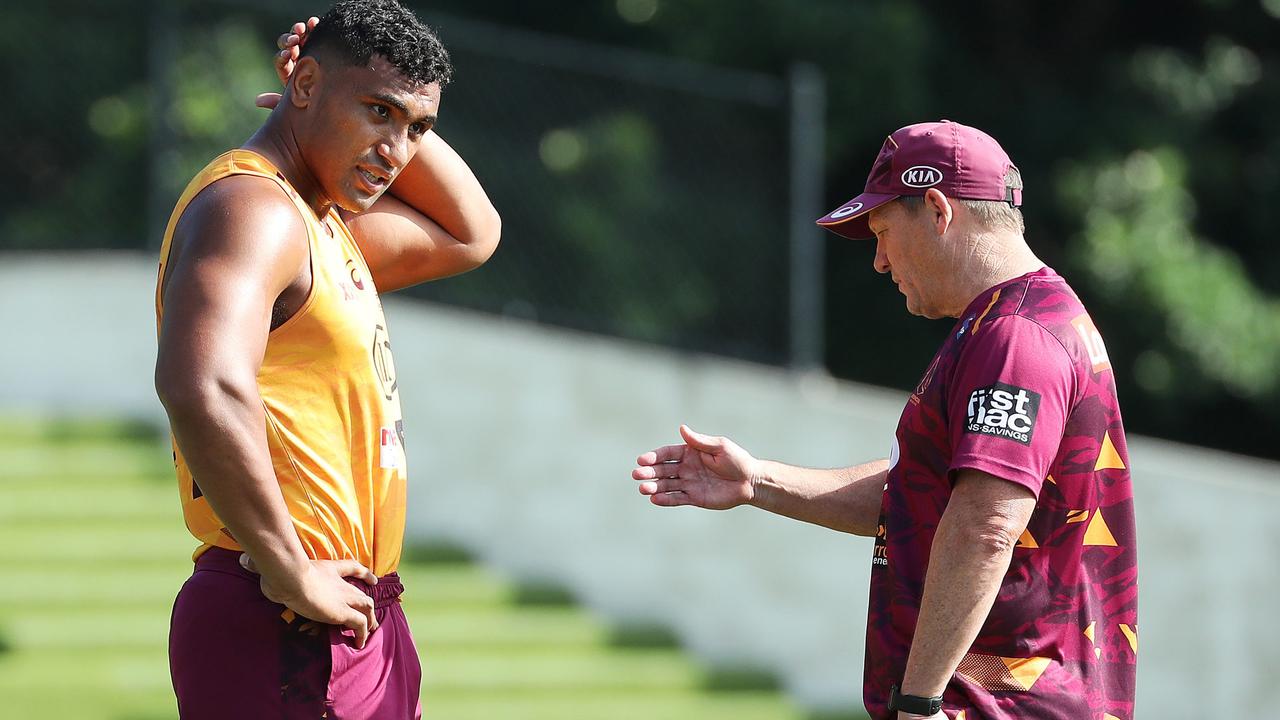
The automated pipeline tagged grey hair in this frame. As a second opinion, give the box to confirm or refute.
[896,166,1024,234]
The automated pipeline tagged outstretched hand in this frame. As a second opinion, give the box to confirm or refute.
[240,552,380,649]
[254,16,319,110]
[632,425,761,510]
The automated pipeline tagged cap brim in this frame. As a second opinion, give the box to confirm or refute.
[814,193,898,240]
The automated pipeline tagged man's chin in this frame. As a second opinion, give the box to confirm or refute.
[335,191,382,214]
[905,303,942,320]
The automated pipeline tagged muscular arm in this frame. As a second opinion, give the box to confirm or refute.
[898,469,1036,702]
[344,130,501,292]
[750,458,887,536]
[156,176,313,586]
[155,177,377,643]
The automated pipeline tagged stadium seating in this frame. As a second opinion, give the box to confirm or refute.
[0,419,814,719]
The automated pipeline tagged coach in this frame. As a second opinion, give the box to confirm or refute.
[632,120,1138,720]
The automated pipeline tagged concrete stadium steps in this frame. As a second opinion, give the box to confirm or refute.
[0,483,176,523]
[1,606,609,654]
[0,442,172,481]
[0,421,812,720]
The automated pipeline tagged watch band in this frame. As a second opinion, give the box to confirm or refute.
[888,684,943,715]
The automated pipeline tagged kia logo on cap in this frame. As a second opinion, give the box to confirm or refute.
[901,166,943,188]
[829,202,863,219]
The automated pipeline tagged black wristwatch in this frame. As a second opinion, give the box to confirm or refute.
[888,684,943,716]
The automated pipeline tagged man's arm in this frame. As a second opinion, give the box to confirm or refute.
[751,457,887,536]
[896,469,1036,713]
[632,425,886,536]
[155,176,379,646]
[342,130,502,291]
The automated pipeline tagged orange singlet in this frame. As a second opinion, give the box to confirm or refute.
[156,149,408,577]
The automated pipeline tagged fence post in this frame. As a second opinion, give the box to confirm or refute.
[788,62,826,371]
[147,0,181,251]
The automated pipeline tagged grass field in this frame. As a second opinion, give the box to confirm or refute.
[0,418,861,719]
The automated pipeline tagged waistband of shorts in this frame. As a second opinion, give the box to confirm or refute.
[197,546,404,608]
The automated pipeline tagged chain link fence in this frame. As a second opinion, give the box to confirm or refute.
[2,2,824,367]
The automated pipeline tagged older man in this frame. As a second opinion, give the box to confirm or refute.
[633,121,1137,720]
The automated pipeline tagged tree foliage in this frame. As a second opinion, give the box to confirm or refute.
[2,0,1277,458]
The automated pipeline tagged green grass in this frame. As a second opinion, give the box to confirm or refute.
[0,418,847,719]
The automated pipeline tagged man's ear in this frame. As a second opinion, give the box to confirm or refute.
[289,56,322,109]
[923,188,954,236]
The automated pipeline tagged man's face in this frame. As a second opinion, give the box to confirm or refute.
[866,200,953,319]
[300,55,440,212]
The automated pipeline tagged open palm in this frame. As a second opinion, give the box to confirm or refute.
[632,425,759,510]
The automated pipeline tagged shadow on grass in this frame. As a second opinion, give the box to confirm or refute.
[44,417,165,443]
[511,580,577,607]
[607,621,681,649]
[702,665,783,693]
[401,539,476,566]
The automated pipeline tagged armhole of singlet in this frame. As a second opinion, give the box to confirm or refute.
[266,185,320,337]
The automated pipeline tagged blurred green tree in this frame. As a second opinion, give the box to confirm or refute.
[2,0,1277,457]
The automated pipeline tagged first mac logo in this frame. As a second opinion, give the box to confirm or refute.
[965,382,1040,445]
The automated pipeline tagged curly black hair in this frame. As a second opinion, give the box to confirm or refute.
[301,0,452,87]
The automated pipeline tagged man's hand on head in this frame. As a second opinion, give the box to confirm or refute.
[255,16,319,110]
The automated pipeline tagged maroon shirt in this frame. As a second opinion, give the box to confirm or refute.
[865,268,1137,720]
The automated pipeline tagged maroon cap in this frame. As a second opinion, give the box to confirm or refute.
[816,120,1022,240]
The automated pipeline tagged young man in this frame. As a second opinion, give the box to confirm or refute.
[633,121,1137,720]
[154,2,500,717]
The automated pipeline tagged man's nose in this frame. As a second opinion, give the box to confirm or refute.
[873,241,890,274]
[377,134,410,169]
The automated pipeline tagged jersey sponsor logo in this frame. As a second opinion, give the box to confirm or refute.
[965,382,1041,445]
[901,165,943,188]
[346,258,365,291]
[828,201,864,219]
[874,441,896,569]
[871,522,888,567]
[371,324,398,401]
[1071,314,1111,374]
[379,424,403,469]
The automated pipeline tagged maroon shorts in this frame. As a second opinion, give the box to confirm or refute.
[169,547,422,719]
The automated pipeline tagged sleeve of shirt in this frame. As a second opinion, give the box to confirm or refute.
[947,314,1077,497]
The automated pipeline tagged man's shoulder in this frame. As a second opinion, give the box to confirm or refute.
[975,274,1113,381]
[980,271,1090,335]
[185,174,304,228]
[175,174,308,253]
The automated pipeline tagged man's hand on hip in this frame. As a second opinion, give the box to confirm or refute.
[240,553,380,649]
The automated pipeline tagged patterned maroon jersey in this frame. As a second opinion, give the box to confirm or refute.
[864,267,1137,720]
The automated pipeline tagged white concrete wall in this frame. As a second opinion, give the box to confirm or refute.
[4,252,1278,716]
